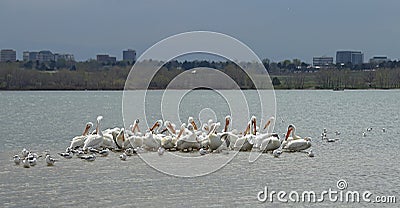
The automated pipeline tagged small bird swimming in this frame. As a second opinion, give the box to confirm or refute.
[99,149,110,157]
[45,155,57,166]
[58,152,73,159]
[382,128,386,132]
[158,147,165,156]
[13,155,21,165]
[21,148,29,158]
[79,154,96,162]
[119,153,127,161]
[199,148,207,155]
[273,149,282,158]
[308,150,315,157]
[28,157,37,166]
[22,158,30,168]
[124,148,136,156]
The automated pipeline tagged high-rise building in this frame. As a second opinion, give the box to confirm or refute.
[123,49,136,62]
[336,51,364,65]
[0,49,17,62]
[313,56,333,67]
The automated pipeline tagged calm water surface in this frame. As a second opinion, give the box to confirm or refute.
[0,90,399,207]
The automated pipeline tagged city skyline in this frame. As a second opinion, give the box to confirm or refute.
[1,0,400,62]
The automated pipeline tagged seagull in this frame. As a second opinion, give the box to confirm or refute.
[199,148,208,155]
[308,150,315,157]
[58,151,73,159]
[22,158,30,168]
[88,147,99,154]
[158,147,165,156]
[13,155,21,165]
[124,148,136,156]
[382,128,386,132]
[367,127,372,132]
[21,148,30,158]
[79,154,96,162]
[362,132,367,137]
[45,155,57,166]
[99,149,110,157]
[272,149,282,157]
[28,157,37,166]
[119,153,127,161]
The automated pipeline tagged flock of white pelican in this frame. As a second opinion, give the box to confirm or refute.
[13,115,315,168]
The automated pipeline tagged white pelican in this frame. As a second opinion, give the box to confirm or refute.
[233,120,254,151]
[206,122,229,153]
[188,117,198,131]
[142,120,163,151]
[83,116,104,151]
[45,155,57,166]
[13,155,21,165]
[22,158,30,168]
[160,121,182,149]
[252,116,281,152]
[281,124,312,151]
[119,153,127,161]
[68,122,93,149]
[176,124,201,151]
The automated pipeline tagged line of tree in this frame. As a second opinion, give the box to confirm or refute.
[1,59,400,90]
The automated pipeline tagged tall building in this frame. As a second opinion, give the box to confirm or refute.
[336,51,364,65]
[313,56,333,67]
[123,49,136,62]
[0,49,17,62]
[23,51,39,61]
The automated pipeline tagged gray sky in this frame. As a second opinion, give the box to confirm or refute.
[1,0,399,62]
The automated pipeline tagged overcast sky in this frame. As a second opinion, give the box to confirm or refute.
[1,0,399,62]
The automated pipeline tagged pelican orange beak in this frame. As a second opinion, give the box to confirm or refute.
[244,123,250,136]
[285,128,293,140]
[149,122,158,132]
[263,120,271,130]
[167,123,176,134]
[191,121,198,131]
[252,119,257,135]
[224,117,230,132]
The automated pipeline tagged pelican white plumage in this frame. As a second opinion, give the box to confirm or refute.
[206,122,229,153]
[83,116,104,151]
[176,124,201,151]
[281,124,312,151]
[252,116,281,152]
[233,120,254,151]
[142,120,163,151]
[160,121,182,149]
[68,122,93,149]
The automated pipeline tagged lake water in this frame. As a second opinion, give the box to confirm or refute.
[0,90,399,207]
